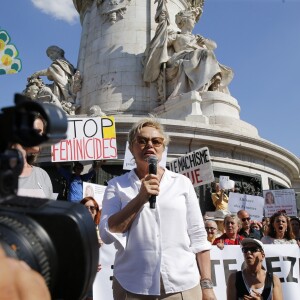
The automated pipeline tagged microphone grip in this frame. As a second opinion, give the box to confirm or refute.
[148,158,157,209]
[149,195,156,209]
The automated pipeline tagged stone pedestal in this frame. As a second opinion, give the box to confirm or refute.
[200,91,258,136]
[201,91,240,119]
[152,91,208,123]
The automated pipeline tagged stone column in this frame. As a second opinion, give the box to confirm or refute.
[73,0,188,115]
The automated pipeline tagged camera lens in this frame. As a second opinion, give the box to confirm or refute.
[0,212,57,290]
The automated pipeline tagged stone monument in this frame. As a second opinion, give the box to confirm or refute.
[25,45,81,115]
[67,0,299,198]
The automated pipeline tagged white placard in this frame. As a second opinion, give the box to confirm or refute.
[263,189,297,217]
[83,182,106,208]
[93,245,300,300]
[219,176,235,190]
[168,147,214,187]
[228,192,264,221]
[51,116,117,162]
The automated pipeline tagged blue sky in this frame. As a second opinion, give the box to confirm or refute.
[1,0,300,157]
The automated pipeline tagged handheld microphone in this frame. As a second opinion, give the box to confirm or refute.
[147,155,158,209]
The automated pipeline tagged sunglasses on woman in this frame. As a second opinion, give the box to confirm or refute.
[241,247,262,254]
[136,136,164,147]
[85,205,97,213]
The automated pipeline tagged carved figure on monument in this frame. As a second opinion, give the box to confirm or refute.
[28,45,81,106]
[23,77,77,116]
[143,2,233,103]
[97,0,132,24]
[87,105,106,117]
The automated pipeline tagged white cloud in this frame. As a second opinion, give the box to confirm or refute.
[31,0,79,24]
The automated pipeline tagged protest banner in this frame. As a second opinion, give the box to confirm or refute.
[168,147,214,187]
[93,245,300,299]
[51,116,117,162]
[228,192,264,221]
[263,189,297,217]
[219,175,235,190]
[83,182,106,207]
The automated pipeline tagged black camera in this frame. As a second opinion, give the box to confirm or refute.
[0,95,99,300]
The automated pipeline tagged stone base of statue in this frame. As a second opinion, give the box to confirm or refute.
[200,91,258,136]
[152,91,208,123]
[201,91,240,119]
[152,90,258,136]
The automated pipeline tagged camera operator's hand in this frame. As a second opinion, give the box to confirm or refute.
[0,247,51,300]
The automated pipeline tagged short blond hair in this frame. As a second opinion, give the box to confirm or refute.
[128,117,170,149]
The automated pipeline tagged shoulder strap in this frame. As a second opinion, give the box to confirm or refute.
[261,272,273,299]
[235,271,249,297]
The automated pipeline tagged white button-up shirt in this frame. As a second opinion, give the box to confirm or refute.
[100,168,211,295]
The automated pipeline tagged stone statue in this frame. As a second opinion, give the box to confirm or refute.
[87,105,106,117]
[23,77,62,107]
[29,45,81,104]
[23,77,77,115]
[143,5,233,102]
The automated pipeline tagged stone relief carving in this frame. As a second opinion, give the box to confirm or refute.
[26,45,81,115]
[142,1,233,104]
[97,0,132,24]
[87,105,106,117]
[23,77,78,115]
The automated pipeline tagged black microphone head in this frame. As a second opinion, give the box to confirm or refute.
[147,155,158,165]
[148,155,157,175]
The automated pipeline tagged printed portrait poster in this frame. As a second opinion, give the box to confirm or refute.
[263,189,297,217]
[83,182,106,208]
[228,192,264,221]
[51,116,117,162]
[168,147,214,187]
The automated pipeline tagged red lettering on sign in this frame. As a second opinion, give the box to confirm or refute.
[52,137,117,161]
[182,169,203,186]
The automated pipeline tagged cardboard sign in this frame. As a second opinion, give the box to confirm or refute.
[51,116,117,162]
[228,192,264,221]
[168,147,214,187]
[263,189,297,217]
[83,182,106,208]
[219,176,235,190]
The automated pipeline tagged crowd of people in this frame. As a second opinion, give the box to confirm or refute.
[1,116,299,300]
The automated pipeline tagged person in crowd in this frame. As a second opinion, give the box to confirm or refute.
[290,217,300,243]
[56,161,100,202]
[237,210,262,240]
[227,238,283,300]
[261,211,297,244]
[80,197,103,300]
[213,214,244,249]
[13,114,54,199]
[205,220,219,244]
[0,246,51,300]
[213,209,231,235]
[264,191,275,205]
[250,220,262,231]
[211,182,229,211]
[261,217,270,237]
[80,196,103,247]
[100,118,216,300]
